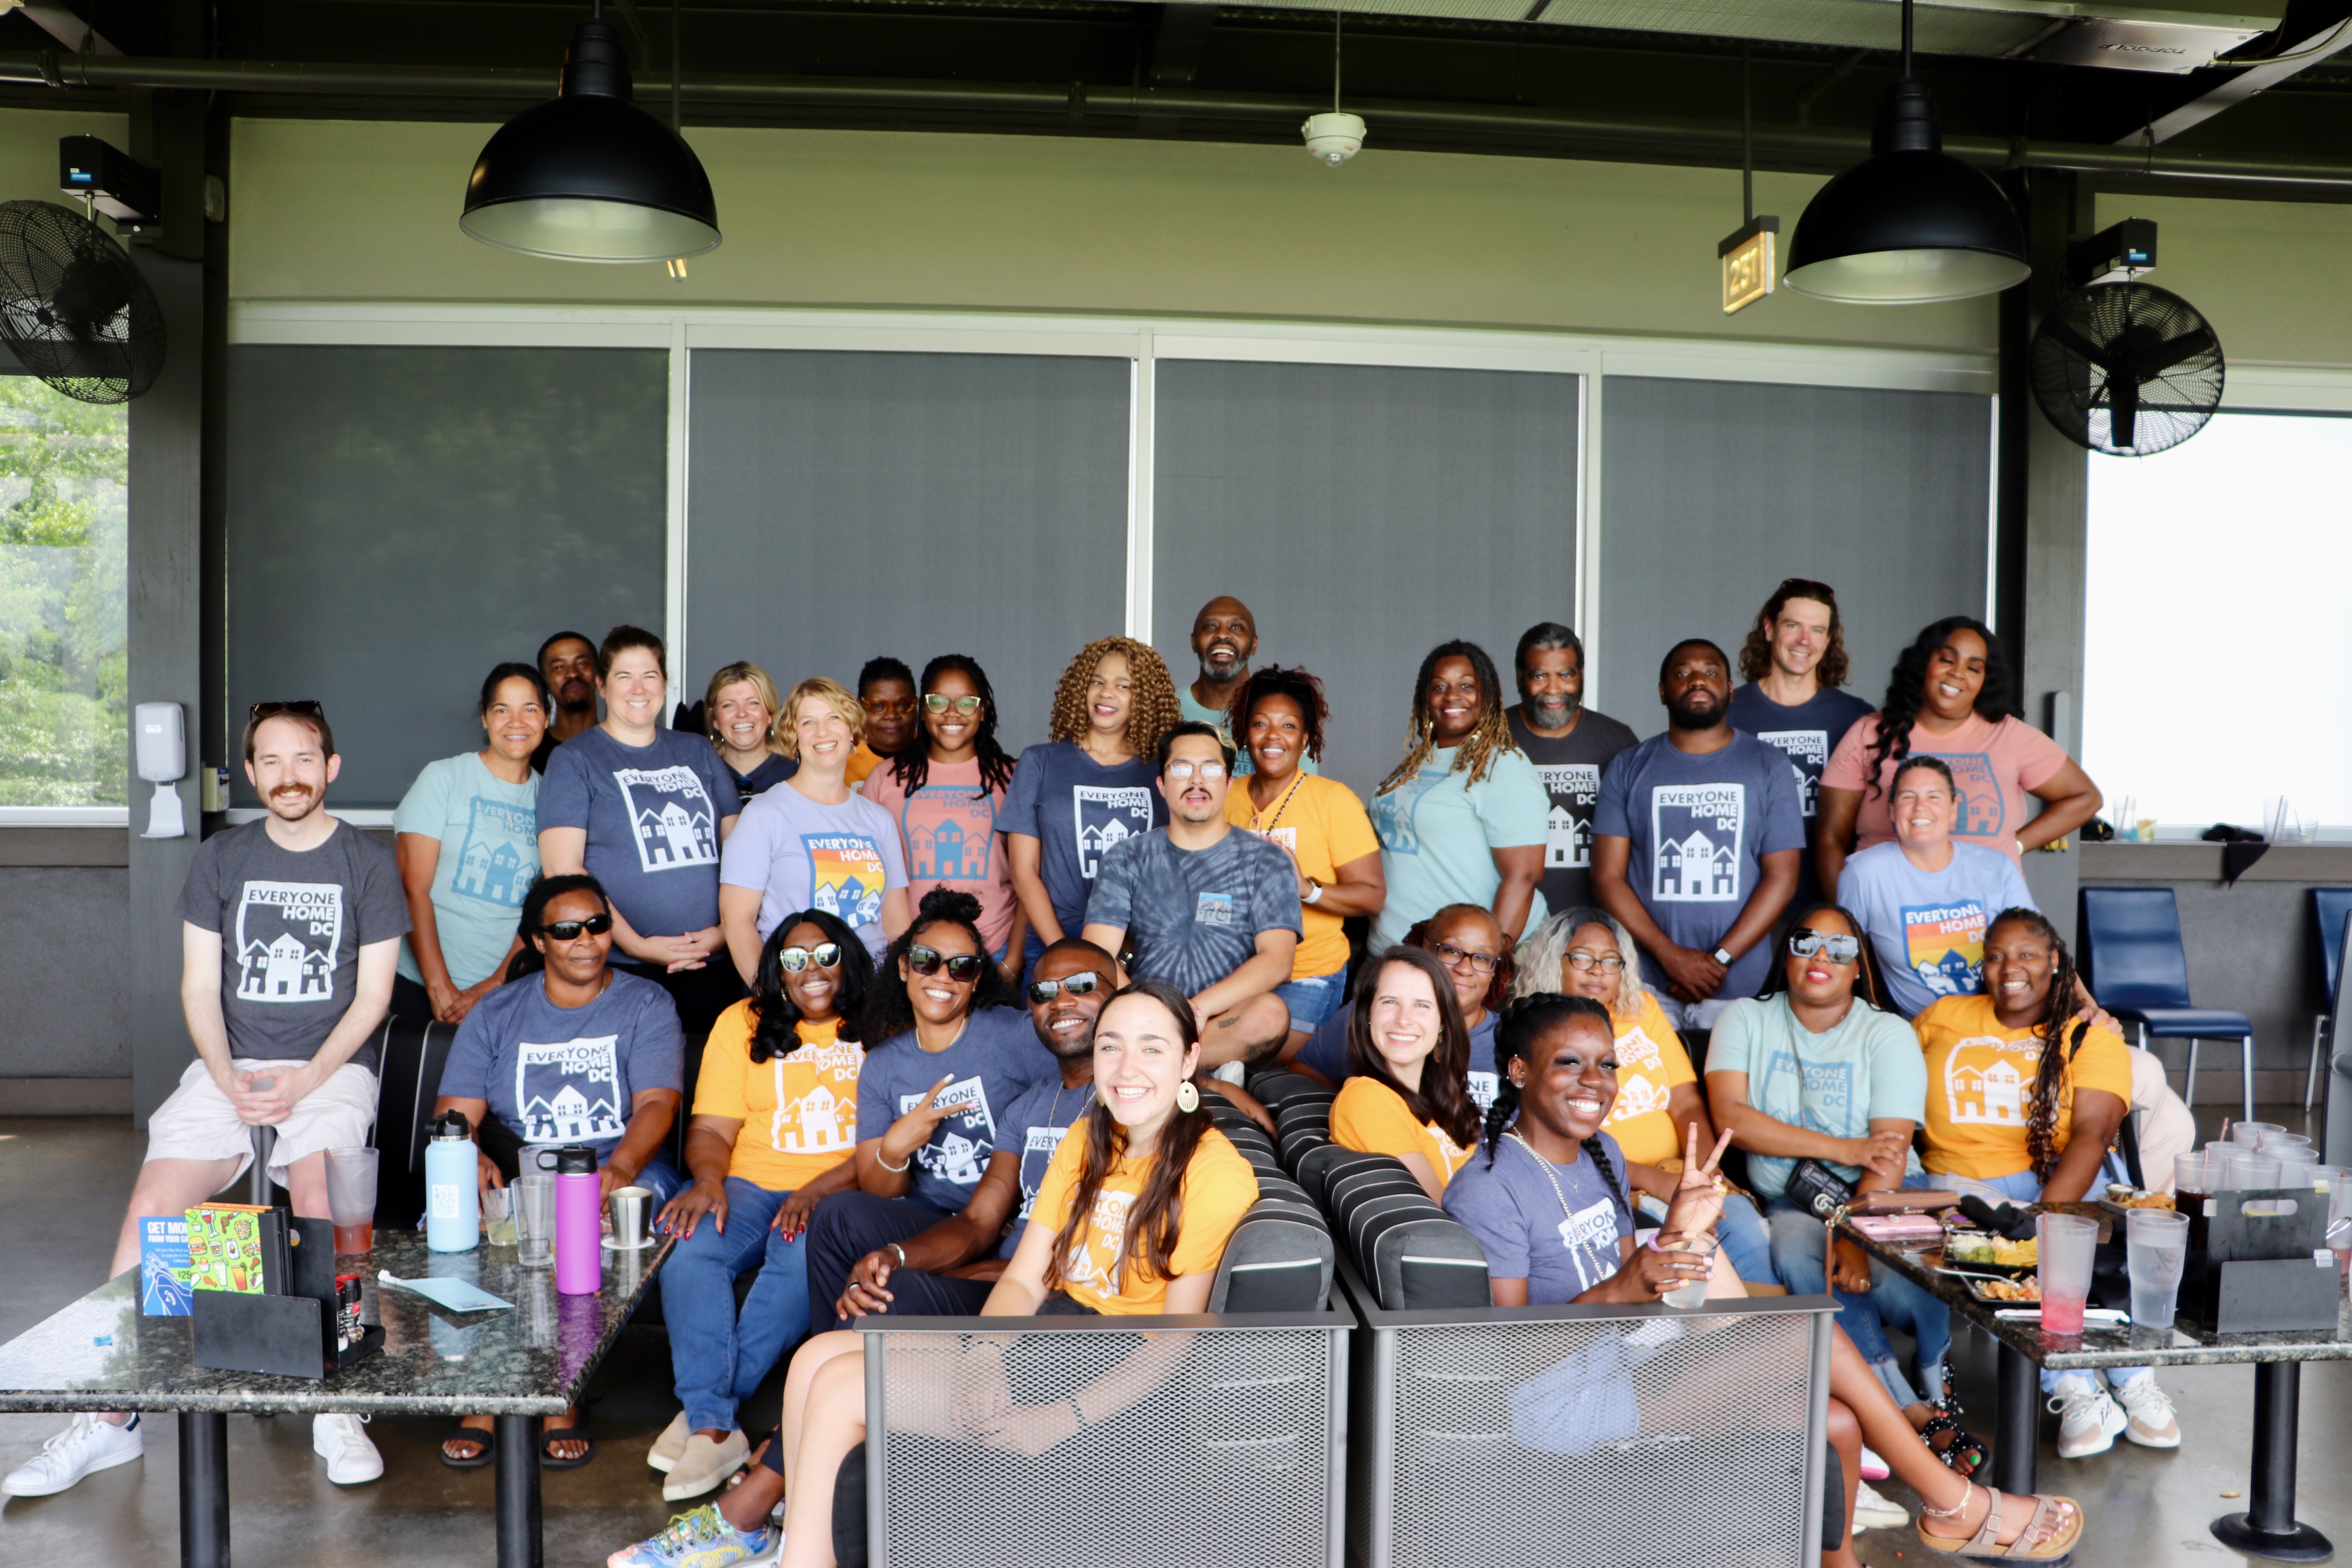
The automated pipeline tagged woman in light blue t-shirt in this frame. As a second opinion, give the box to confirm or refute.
[390,662,548,1025]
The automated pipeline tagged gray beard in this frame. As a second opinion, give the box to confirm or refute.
[1198,661,1243,687]
[1528,695,1580,726]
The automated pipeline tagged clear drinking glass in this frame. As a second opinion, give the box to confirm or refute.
[482,1185,518,1247]
[2125,1210,2189,1328]
[1659,1234,1719,1309]
[2232,1122,2285,1147]
[324,1147,379,1255]
[2174,1151,2214,1195]
[512,1174,556,1267]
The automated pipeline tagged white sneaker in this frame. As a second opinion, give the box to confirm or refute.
[2111,1371,2181,1448]
[648,1410,691,1474]
[1,1413,143,1496]
[2047,1373,2126,1459]
[1851,1480,1909,1532]
[312,1413,383,1484]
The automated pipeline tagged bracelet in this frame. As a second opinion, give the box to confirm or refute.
[875,1147,911,1173]
[886,1243,907,1270]
[1066,1397,1087,1431]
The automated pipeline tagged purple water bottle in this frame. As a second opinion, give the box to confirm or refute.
[540,1145,603,1297]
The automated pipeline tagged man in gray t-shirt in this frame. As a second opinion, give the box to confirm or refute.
[1082,723,1300,1069]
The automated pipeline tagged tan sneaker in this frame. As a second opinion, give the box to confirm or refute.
[663,1429,751,1502]
[2112,1372,2181,1448]
[647,1410,692,1474]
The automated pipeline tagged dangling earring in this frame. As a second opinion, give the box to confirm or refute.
[1175,1080,1201,1114]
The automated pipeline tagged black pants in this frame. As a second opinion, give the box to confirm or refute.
[388,974,437,1024]
[805,1191,975,1328]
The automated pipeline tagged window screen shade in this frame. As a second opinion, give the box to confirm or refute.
[226,345,670,808]
[1151,359,1581,795]
[1592,377,1993,728]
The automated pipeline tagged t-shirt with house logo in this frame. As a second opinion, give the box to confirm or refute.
[1507,706,1639,919]
[996,1077,1097,1258]
[393,751,541,990]
[1592,732,1806,1005]
[1835,840,2036,1019]
[720,780,908,963]
[860,757,1022,959]
[175,818,409,1072]
[438,969,686,1165]
[539,727,738,940]
[691,1002,866,1191]
[855,1005,1058,1214]
[1728,683,1875,904]
[1913,995,2133,1181]
[1000,742,1169,942]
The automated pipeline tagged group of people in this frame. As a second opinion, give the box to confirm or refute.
[7,580,2179,1568]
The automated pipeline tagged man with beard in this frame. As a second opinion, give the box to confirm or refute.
[3,704,407,1500]
[1504,622,1639,917]
[1726,580,1875,906]
[1591,640,1803,1036]
[1177,595,1315,779]
[531,630,601,773]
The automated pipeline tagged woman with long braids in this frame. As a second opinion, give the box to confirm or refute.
[1331,947,1483,1199]
[1369,639,1549,950]
[1447,995,2086,1563]
[1004,637,1180,981]
[1915,908,2180,1459]
[861,654,1028,982]
[1815,617,2101,898]
[606,981,1261,1568]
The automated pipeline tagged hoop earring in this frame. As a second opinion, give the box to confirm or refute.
[1175,1080,1201,1114]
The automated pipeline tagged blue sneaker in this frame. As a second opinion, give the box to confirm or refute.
[606,1503,778,1568]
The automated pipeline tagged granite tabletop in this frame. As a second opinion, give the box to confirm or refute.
[0,1230,670,1416]
[1844,1205,2352,1372]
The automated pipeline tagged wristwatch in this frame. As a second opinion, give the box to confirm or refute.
[1710,946,1734,967]
[1303,880,1324,906]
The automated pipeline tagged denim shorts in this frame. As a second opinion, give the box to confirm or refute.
[1275,970,1350,1032]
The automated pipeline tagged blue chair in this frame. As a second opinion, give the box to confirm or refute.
[2078,886,2257,1123]
[2307,889,2352,1109]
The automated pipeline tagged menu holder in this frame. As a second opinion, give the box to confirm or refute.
[2178,1187,2339,1335]
[190,1216,382,1379]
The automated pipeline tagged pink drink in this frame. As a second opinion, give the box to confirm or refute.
[2041,1293,2086,1335]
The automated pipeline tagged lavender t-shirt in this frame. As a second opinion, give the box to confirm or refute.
[1443,1130,1633,1304]
[719,782,908,961]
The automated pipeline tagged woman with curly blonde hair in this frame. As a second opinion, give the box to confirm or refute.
[1004,638,1179,980]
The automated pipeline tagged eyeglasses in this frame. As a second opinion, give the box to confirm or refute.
[1164,759,1227,782]
[538,913,614,941]
[1429,940,1501,974]
[777,943,842,973]
[862,696,918,717]
[249,700,325,720]
[1564,951,1626,973]
[1788,930,1862,964]
[907,945,988,983]
[1027,972,1103,1004]
[923,694,983,715]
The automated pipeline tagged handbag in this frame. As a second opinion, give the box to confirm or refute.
[1783,1158,1855,1218]
[1509,1331,1640,1457]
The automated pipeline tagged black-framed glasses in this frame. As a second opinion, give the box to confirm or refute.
[923,693,983,715]
[907,944,988,983]
[1788,929,1861,964]
[538,913,614,941]
[1027,972,1103,1004]
[1564,951,1626,973]
[249,700,325,720]
[777,943,842,973]
[1430,939,1501,974]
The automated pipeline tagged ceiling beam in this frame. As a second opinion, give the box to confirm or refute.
[2120,0,2352,142]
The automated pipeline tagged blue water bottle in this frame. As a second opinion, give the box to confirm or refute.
[424,1110,480,1252]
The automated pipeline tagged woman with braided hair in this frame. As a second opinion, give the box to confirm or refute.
[1369,640,1549,951]
[1914,908,2180,1458]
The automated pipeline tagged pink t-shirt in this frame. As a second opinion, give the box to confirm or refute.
[1820,712,2070,865]
[859,757,1020,956]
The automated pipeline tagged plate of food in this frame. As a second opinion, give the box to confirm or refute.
[1942,1231,2038,1276]
[2097,1186,2176,1221]
[1965,1275,2041,1304]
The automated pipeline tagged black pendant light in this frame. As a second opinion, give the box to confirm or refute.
[461,5,719,264]
[1784,0,2026,305]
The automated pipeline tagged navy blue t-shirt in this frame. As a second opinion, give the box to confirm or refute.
[437,970,685,1163]
[995,1076,1097,1258]
[1000,742,1168,938]
[1298,1009,1501,1108]
[1727,683,1875,905]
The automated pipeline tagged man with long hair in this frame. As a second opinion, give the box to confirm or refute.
[1728,580,1875,905]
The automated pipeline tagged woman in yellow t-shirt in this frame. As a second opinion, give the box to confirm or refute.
[621,981,1262,1567]
[647,910,873,1499]
[1223,666,1386,1061]
[1331,947,1483,1198]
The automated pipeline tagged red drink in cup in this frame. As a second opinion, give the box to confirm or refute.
[2036,1213,2099,1338]
[2040,1292,2086,1335]
[325,1147,379,1256]
[333,1220,373,1255]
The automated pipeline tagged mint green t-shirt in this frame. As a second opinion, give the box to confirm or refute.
[1367,744,1549,950]
[392,752,540,989]
[1707,992,1927,1200]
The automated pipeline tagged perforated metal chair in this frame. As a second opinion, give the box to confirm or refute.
[2078,886,2256,1123]
[2305,889,2352,1109]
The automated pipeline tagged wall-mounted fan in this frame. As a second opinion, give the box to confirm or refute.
[2029,281,2222,457]
[0,199,166,405]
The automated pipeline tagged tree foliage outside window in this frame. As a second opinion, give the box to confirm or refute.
[0,375,128,806]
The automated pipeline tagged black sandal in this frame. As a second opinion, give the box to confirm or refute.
[1921,1368,1989,1477]
[439,1422,496,1469]
[539,1406,595,1469]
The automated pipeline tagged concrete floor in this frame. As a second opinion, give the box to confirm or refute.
[0,1107,2344,1567]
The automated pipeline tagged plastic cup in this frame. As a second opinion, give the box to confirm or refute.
[2257,1131,2311,1154]
[2174,1151,2214,1196]
[1659,1234,1719,1309]
[2232,1122,2285,1147]
[482,1185,517,1247]
[2125,1210,2189,1328]
[2235,1153,2282,1189]
[512,1174,556,1268]
[2036,1213,2099,1335]
[2310,1167,2350,1278]
[324,1147,379,1255]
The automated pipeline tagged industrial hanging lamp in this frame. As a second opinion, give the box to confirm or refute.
[460,1,720,264]
[1783,0,2027,304]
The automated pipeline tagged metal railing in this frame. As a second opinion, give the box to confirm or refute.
[1337,1257,1838,1568]
[857,1297,1355,1568]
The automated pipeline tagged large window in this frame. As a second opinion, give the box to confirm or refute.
[0,376,127,807]
[2083,410,2352,833]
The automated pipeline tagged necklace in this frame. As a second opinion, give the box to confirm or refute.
[1504,1131,1581,1220]
[1250,769,1305,835]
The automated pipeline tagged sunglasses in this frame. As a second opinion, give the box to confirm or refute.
[1564,951,1626,973]
[923,693,983,715]
[1429,939,1501,975]
[907,945,988,983]
[249,699,325,720]
[777,943,842,973]
[538,913,614,941]
[1027,972,1103,1004]
[1788,930,1862,964]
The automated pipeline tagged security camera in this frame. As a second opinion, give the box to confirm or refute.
[1302,111,1366,166]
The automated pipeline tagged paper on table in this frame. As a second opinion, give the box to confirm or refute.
[378,1271,513,1312]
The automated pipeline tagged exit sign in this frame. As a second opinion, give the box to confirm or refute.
[1719,217,1779,314]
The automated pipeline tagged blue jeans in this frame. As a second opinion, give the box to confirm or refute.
[626,1154,688,1206]
[1947,1168,2150,1393]
[1768,1197,1951,1410]
[661,1178,816,1434]
[1274,971,1349,1033]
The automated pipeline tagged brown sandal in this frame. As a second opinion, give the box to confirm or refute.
[1915,1482,2083,1561]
